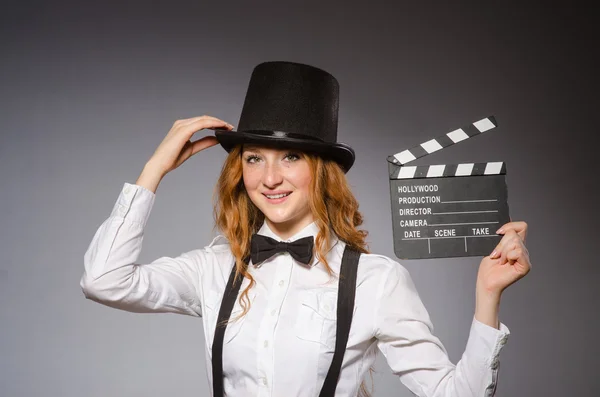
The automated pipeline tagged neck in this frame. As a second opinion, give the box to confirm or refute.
[265,215,315,240]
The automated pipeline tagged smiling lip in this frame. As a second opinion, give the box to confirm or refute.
[263,191,292,204]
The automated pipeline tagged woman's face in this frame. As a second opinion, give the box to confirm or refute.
[242,145,314,238]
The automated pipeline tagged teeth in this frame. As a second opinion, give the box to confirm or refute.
[266,192,290,199]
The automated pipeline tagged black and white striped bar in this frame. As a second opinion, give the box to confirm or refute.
[390,162,506,179]
[387,116,498,165]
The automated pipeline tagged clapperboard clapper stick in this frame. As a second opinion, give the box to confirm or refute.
[387,116,510,259]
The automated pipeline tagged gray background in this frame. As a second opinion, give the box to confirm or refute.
[1,1,598,396]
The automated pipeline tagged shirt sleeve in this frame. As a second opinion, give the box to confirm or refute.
[375,262,510,397]
[80,182,204,316]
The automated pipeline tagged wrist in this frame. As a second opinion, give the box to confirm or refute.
[476,288,502,311]
[136,162,166,194]
[475,290,501,329]
[476,286,502,301]
[143,159,168,178]
[474,307,500,330]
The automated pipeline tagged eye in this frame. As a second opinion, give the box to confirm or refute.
[244,154,261,164]
[284,152,301,162]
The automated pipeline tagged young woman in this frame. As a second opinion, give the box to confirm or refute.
[81,61,531,396]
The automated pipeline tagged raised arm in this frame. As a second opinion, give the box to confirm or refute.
[80,116,235,316]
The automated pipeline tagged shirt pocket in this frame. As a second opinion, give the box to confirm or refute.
[295,289,338,352]
[203,288,256,348]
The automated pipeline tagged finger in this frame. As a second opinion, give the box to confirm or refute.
[189,136,219,155]
[177,118,233,140]
[506,246,532,274]
[496,220,527,234]
[506,245,522,262]
[171,116,233,133]
[499,241,518,266]
[496,221,528,241]
[173,115,226,125]
[182,115,233,128]
[172,116,204,128]
[490,229,518,259]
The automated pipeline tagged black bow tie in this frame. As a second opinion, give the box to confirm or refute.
[250,234,314,266]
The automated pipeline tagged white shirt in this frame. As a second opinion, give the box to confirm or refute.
[81,182,510,397]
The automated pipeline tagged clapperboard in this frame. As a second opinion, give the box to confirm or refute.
[388,116,510,259]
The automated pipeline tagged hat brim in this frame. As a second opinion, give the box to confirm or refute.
[213,129,355,172]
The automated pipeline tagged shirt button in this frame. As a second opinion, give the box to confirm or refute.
[490,358,499,369]
[124,185,131,194]
[271,309,276,316]
[263,340,269,347]
[262,378,268,386]
[278,280,284,287]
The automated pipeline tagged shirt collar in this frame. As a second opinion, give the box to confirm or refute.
[256,221,339,267]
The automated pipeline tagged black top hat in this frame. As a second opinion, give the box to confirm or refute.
[214,61,355,172]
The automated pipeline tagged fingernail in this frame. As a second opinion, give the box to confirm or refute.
[496,228,504,234]
[490,250,497,258]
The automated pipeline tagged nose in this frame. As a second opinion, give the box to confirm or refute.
[262,161,283,188]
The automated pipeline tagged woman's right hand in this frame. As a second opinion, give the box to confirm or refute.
[148,115,234,177]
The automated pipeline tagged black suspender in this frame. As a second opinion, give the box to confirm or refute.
[211,254,247,396]
[319,246,360,396]
[211,245,361,397]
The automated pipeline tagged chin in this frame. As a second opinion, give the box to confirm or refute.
[261,210,296,225]
[257,205,308,225]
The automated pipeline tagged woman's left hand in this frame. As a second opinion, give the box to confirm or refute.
[476,221,532,296]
